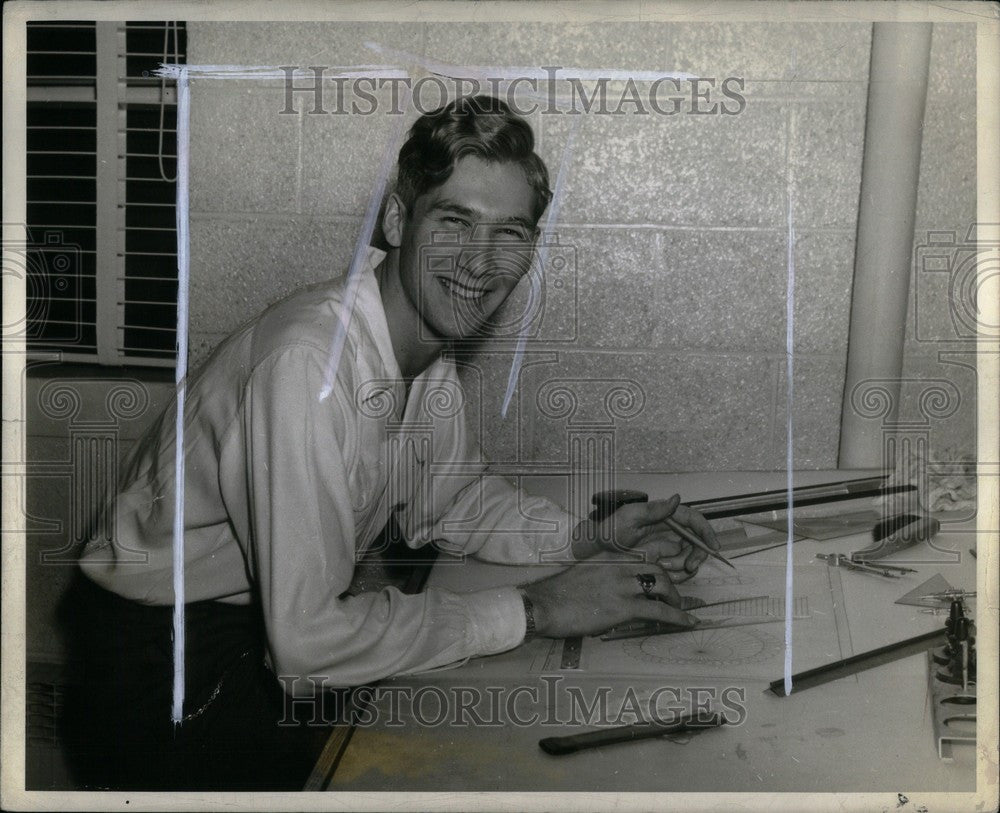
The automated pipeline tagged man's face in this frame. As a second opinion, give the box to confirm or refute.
[394,155,539,340]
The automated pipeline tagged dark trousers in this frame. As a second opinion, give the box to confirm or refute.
[61,574,337,791]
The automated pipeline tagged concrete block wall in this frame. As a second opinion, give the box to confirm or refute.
[24,368,175,662]
[179,20,974,472]
[899,23,978,461]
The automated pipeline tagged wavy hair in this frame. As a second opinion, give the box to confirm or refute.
[395,95,552,223]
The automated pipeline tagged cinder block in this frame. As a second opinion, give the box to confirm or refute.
[188,22,425,88]
[188,331,231,371]
[771,354,846,469]
[666,22,872,84]
[927,23,976,98]
[904,223,981,351]
[26,536,79,662]
[792,231,855,355]
[424,22,675,72]
[913,92,976,235]
[541,101,787,227]
[454,350,538,464]
[790,100,865,231]
[897,354,977,459]
[541,227,665,349]
[300,93,410,217]
[188,215,363,336]
[27,377,170,440]
[25,438,70,538]
[523,351,774,471]
[656,229,787,352]
[190,85,300,213]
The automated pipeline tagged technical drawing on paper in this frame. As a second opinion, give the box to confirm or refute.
[623,626,781,667]
[539,563,851,680]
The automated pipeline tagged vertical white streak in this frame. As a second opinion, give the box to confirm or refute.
[171,67,190,725]
[320,81,412,402]
[502,117,581,418]
[783,141,796,697]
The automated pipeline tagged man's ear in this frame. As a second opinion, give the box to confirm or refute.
[382,193,407,248]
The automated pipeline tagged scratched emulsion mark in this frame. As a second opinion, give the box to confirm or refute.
[170,65,191,724]
[317,83,413,403]
[783,114,797,696]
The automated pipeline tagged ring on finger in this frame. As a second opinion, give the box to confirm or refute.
[636,572,657,598]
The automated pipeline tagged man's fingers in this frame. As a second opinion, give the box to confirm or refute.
[666,568,696,584]
[648,569,683,607]
[655,551,689,572]
[630,597,700,628]
[633,533,684,563]
[634,495,680,526]
[684,545,708,573]
[670,503,721,551]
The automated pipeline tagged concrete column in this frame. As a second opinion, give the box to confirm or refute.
[839,22,933,468]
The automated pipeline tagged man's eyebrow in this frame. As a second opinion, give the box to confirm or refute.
[430,199,534,231]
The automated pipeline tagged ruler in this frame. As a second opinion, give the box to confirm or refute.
[767,628,948,696]
[560,636,583,669]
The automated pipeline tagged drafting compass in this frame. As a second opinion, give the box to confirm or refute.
[815,552,917,578]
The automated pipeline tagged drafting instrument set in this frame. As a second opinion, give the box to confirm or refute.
[767,581,977,761]
[926,593,977,759]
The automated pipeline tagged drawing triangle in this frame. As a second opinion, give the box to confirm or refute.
[895,573,955,607]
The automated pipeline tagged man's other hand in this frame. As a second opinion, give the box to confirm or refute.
[521,543,703,639]
[571,494,721,578]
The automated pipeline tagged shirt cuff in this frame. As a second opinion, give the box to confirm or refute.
[458,584,527,654]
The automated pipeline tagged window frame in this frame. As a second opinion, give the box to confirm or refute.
[27,21,182,369]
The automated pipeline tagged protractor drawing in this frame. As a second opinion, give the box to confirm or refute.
[623,627,779,667]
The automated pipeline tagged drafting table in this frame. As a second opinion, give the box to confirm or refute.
[313,470,979,792]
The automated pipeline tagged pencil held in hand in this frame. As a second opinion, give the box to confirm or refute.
[664,516,737,571]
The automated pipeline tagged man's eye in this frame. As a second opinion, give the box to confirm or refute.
[499,228,527,239]
[442,216,469,227]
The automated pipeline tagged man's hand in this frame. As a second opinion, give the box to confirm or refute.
[522,539,704,639]
[570,494,721,580]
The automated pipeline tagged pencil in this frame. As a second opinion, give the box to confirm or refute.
[664,516,737,570]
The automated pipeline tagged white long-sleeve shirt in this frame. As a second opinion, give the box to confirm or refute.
[79,247,578,692]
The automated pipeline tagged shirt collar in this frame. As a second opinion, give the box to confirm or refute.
[354,245,403,385]
[354,246,455,410]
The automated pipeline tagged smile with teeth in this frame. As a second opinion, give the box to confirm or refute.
[436,276,491,302]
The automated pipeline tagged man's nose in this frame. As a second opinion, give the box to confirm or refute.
[470,222,497,243]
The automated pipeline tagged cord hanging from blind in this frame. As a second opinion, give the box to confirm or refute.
[158,21,179,183]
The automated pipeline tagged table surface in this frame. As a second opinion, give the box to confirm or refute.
[319,470,980,793]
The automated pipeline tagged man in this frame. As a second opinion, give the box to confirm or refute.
[66,95,718,791]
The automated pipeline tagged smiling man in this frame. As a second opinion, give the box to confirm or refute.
[67,95,719,791]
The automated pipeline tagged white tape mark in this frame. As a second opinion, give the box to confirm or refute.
[319,81,413,401]
[171,67,190,725]
[155,64,408,80]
